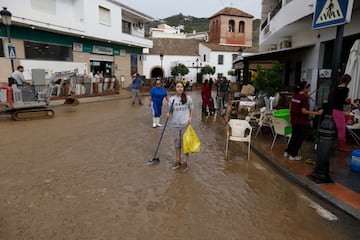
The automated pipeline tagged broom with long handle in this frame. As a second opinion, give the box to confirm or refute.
[147,99,175,166]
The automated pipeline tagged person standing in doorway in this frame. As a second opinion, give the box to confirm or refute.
[333,74,352,151]
[148,79,169,128]
[131,73,143,105]
[285,81,323,160]
[169,82,194,172]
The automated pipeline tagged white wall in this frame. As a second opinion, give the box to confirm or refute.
[261,0,315,45]
[142,55,203,81]
[209,51,237,81]
[199,44,237,81]
[4,0,84,34]
[20,59,87,80]
[2,0,152,48]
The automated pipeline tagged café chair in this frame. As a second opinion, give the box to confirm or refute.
[225,119,252,160]
[271,117,292,150]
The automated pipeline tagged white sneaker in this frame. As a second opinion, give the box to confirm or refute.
[153,123,157,128]
[156,123,163,127]
[283,152,289,157]
[288,155,302,161]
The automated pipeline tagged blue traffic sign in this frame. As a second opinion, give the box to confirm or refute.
[7,45,16,59]
[313,0,354,29]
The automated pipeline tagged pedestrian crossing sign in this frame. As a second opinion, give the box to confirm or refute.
[313,0,354,29]
[7,45,16,59]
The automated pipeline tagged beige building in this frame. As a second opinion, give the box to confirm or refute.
[0,0,153,87]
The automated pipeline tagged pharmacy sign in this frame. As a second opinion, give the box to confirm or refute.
[313,0,354,29]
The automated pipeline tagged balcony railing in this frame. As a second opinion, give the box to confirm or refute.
[270,1,283,20]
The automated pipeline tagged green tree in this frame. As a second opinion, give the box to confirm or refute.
[200,65,215,75]
[171,63,189,77]
[253,62,283,97]
[228,69,236,76]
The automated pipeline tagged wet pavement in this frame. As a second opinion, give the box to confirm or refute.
[251,118,360,220]
[0,89,359,239]
[68,89,360,221]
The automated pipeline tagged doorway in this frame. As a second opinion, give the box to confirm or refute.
[90,61,113,78]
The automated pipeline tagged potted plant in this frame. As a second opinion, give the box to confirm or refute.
[253,62,283,109]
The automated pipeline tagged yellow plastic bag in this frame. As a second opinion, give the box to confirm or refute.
[183,125,201,154]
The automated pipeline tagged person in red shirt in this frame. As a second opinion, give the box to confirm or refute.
[284,81,323,160]
[201,79,213,115]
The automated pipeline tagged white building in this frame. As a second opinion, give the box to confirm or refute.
[149,24,185,39]
[0,0,153,86]
[238,0,360,106]
[143,7,255,83]
[143,38,203,81]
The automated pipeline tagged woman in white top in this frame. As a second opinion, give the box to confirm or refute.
[168,82,194,171]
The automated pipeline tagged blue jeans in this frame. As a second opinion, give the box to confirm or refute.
[132,89,141,103]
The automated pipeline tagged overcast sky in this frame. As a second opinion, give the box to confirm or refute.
[120,0,262,19]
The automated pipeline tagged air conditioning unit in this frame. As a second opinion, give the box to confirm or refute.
[132,22,139,29]
[281,40,292,49]
[270,44,277,50]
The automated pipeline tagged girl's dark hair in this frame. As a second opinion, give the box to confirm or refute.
[181,92,187,104]
[176,81,187,104]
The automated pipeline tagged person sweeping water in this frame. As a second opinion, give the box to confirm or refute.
[168,82,194,171]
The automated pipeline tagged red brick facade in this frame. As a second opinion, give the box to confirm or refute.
[208,7,253,47]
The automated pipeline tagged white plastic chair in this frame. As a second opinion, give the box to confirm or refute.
[225,119,252,160]
[271,116,292,150]
[255,106,274,138]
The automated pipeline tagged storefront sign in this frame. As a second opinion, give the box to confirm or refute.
[73,43,83,52]
[93,45,113,55]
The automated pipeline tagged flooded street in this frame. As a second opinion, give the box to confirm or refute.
[0,91,359,240]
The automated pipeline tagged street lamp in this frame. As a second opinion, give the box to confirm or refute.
[192,58,202,82]
[308,25,345,184]
[159,53,164,79]
[0,7,14,72]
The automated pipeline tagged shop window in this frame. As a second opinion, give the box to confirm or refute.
[24,41,72,61]
[131,54,138,75]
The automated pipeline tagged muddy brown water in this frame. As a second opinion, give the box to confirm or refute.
[0,92,359,240]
